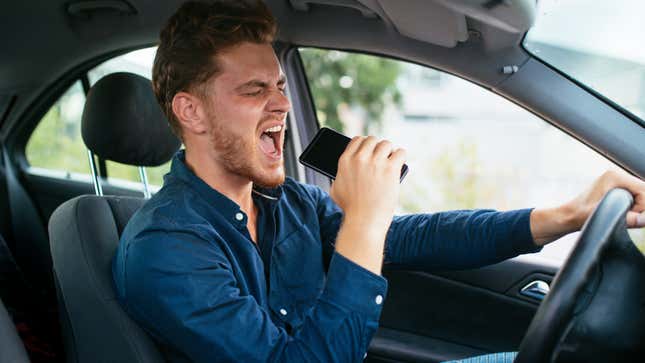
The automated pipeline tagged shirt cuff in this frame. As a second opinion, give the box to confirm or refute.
[508,208,542,255]
[320,251,388,317]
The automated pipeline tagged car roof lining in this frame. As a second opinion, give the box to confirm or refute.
[1,0,534,92]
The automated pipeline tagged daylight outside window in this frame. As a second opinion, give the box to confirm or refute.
[524,0,645,123]
[299,48,645,262]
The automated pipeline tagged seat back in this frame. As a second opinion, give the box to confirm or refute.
[48,72,180,362]
[49,196,164,363]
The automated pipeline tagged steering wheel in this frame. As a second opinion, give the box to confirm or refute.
[514,188,638,363]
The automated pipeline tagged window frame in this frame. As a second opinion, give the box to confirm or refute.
[520,38,645,130]
[16,45,169,191]
[11,46,148,182]
[12,43,645,190]
[17,44,305,192]
[289,45,645,263]
[288,45,625,184]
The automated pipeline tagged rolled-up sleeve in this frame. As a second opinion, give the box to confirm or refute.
[384,209,541,270]
[117,229,386,363]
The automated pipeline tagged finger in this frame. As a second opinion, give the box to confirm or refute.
[355,135,379,157]
[623,172,645,188]
[342,135,365,157]
[631,192,645,213]
[388,148,407,169]
[373,140,394,160]
[615,172,645,195]
[626,211,645,228]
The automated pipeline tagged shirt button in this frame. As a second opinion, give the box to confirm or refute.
[279,308,288,316]
[235,212,244,221]
[375,295,383,305]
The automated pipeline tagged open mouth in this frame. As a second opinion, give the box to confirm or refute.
[259,124,283,160]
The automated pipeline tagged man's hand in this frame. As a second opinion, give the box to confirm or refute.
[531,170,645,246]
[331,136,407,274]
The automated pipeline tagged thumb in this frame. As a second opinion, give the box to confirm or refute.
[626,211,645,228]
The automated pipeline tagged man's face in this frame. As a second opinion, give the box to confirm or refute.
[201,42,290,188]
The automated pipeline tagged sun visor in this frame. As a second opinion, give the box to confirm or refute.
[371,0,468,47]
[359,0,536,47]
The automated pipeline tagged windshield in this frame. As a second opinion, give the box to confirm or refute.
[523,0,645,122]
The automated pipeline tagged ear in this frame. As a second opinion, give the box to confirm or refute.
[171,91,209,135]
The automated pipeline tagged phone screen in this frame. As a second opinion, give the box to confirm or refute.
[299,127,408,181]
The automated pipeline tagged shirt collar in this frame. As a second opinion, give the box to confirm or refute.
[166,150,283,223]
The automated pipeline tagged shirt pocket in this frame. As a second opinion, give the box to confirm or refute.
[269,225,326,328]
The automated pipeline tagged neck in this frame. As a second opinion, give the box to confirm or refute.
[184,146,254,215]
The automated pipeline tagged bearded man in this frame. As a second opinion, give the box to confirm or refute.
[112,1,645,362]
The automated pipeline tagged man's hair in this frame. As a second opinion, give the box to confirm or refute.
[152,0,277,138]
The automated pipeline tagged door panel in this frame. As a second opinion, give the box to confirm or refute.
[369,327,486,363]
[366,259,556,362]
[433,258,557,297]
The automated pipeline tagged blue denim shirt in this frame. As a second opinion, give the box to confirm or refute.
[113,151,539,363]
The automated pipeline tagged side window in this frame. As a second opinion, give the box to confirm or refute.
[26,81,90,178]
[88,46,171,187]
[299,48,645,261]
[25,46,173,190]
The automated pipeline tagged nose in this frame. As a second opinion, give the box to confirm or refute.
[268,88,291,116]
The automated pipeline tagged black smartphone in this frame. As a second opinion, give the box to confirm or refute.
[299,127,409,182]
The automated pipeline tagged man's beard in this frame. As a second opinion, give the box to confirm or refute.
[208,118,285,188]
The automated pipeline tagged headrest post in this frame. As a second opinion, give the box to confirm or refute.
[87,149,103,196]
[138,166,151,199]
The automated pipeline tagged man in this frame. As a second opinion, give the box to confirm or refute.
[112,1,645,362]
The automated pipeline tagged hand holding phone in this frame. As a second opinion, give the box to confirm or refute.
[301,129,408,275]
[299,127,409,182]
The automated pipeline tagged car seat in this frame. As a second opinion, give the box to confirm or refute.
[48,72,181,363]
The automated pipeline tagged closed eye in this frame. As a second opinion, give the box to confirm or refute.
[244,89,263,96]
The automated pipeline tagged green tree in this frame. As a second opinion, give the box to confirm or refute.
[300,48,402,133]
[26,88,90,175]
[398,139,500,213]
[26,81,172,188]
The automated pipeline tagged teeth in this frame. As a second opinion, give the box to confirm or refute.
[263,125,282,133]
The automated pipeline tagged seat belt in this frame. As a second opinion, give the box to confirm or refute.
[0,149,34,304]
[0,233,32,305]
[2,146,52,289]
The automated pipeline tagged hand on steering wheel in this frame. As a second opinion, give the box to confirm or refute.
[515,188,645,363]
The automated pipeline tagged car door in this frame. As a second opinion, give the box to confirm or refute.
[6,26,644,363]
[278,45,642,362]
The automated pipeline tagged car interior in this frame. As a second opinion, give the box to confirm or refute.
[1,0,645,362]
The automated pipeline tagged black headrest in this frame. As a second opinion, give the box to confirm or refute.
[81,72,181,167]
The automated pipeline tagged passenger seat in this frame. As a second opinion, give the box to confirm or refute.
[48,72,180,363]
